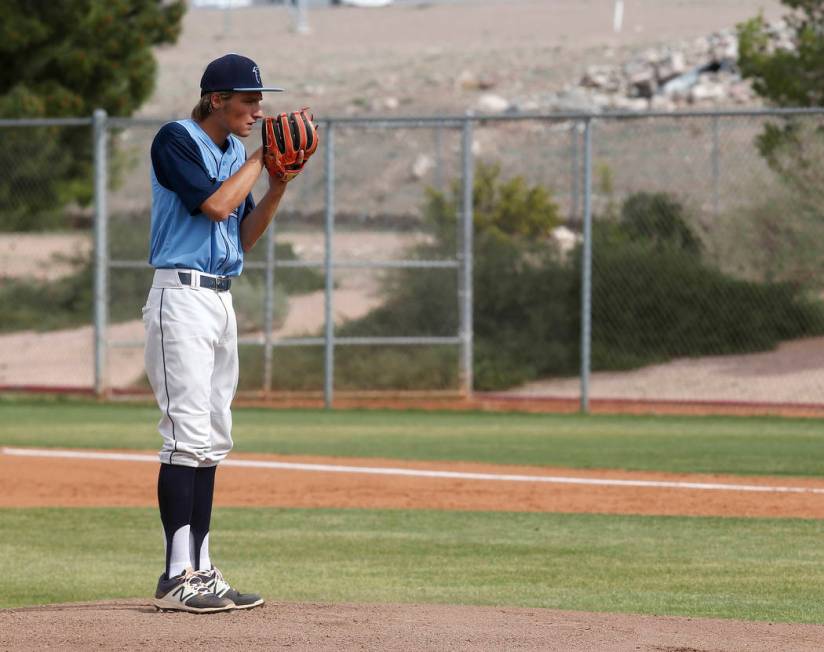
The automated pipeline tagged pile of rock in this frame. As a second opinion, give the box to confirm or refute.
[465,20,793,116]
[572,20,792,113]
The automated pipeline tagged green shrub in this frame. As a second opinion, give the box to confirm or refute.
[277,181,824,393]
[275,163,574,392]
[587,228,824,370]
[470,232,578,388]
[238,345,458,392]
[0,259,94,332]
[619,191,702,254]
[424,162,562,246]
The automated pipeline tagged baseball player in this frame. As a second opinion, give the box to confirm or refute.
[142,53,317,613]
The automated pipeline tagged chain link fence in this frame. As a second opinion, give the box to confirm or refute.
[0,118,98,389]
[1,109,824,410]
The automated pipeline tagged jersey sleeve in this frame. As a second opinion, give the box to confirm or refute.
[151,122,221,215]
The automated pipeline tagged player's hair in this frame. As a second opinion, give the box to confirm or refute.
[191,92,234,121]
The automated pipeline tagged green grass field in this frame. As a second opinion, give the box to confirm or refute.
[2,396,824,622]
[3,396,824,475]
[3,507,824,622]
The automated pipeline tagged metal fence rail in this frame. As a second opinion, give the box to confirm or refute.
[3,107,824,409]
[95,111,476,407]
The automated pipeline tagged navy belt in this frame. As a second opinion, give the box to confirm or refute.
[178,272,232,292]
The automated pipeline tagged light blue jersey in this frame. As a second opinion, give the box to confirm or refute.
[148,119,255,277]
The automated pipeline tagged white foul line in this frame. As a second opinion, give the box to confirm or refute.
[3,446,824,494]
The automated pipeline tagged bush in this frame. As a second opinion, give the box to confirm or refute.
[291,163,574,391]
[283,182,824,393]
[471,232,578,388]
[619,191,702,254]
[587,228,824,370]
[238,345,458,392]
[424,162,562,246]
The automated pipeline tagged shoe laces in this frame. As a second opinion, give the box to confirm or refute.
[195,566,231,594]
[182,570,214,595]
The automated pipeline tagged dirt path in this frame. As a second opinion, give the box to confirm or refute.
[0,286,383,389]
[0,231,413,389]
[0,233,91,282]
[505,336,824,405]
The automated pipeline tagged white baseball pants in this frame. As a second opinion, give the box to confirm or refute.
[142,269,239,468]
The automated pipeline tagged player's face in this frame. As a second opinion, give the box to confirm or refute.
[217,92,264,137]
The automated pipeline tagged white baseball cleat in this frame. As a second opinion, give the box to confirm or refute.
[196,566,264,610]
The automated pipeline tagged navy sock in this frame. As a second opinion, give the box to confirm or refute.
[157,463,196,578]
[190,466,217,571]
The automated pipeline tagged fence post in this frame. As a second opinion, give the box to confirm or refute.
[323,121,336,409]
[263,220,276,394]
[711,115,720,218]
[93,109,108,397]
[580,117,593,414]
[570,121,580,221]
[434,125,444,192]
[459,114,475,397]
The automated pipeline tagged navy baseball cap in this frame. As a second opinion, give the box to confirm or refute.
[200,53,284,94]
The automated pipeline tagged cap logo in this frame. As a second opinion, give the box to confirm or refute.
[252,65,261,85]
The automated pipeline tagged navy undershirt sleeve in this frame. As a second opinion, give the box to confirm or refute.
[241,192,255,221]
[151,123,222,215]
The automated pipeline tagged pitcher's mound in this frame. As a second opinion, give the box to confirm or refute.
[2,600,824,650]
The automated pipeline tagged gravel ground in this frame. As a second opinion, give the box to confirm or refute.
[142,0,784,118]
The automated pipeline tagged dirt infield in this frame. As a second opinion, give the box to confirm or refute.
[4,599,824,652]
[4,449,824,518]
[3,448,823,650]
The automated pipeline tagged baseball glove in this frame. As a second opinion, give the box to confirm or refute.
[261,108,319,182]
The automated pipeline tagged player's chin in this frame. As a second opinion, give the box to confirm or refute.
[236,123,255,137]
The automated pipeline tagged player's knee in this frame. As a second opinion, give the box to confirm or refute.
[212,433,234,459]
